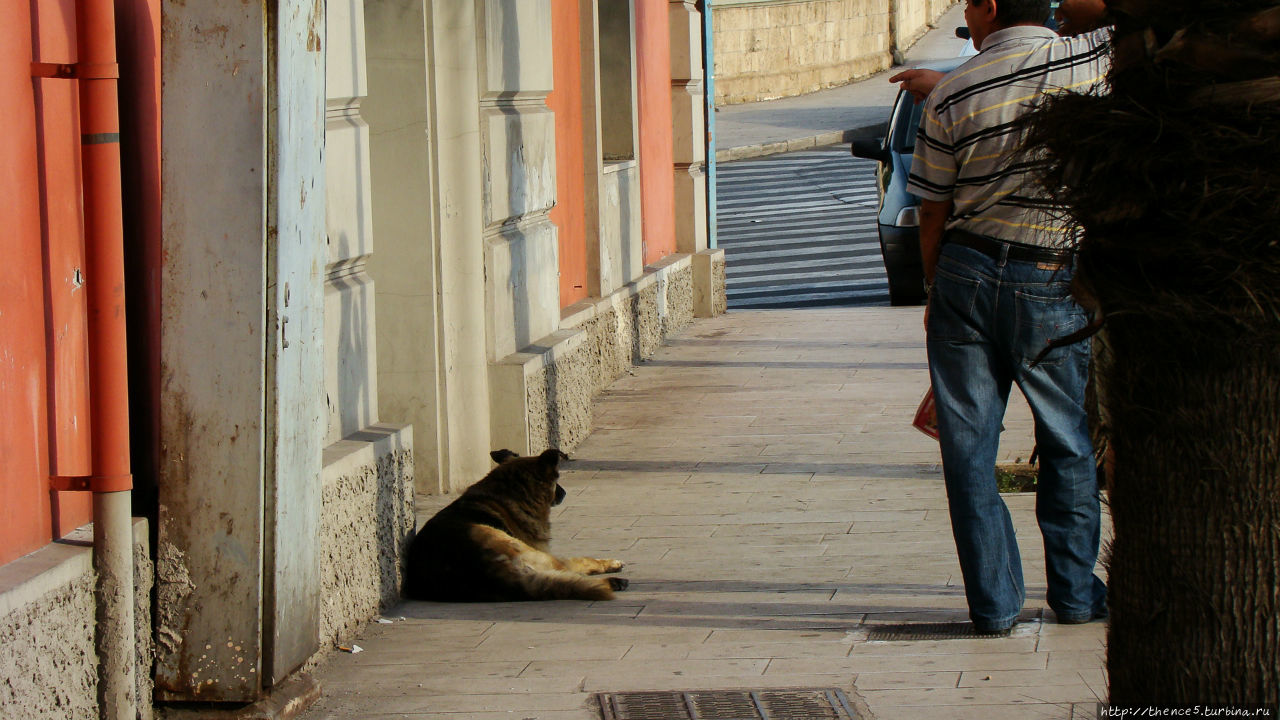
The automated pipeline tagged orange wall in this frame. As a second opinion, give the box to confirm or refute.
[1,0,93,566]
[548,0,589,307]
[2,0,55,566]
[634,0,676,266]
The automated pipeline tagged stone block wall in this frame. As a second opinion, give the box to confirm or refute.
[493,255,697,456]
[572,254,694,396]
[697,249,728,317]
[0,520,153,720]
[713,0,956,104]
[319,425,415,648]
[0,567,96,719]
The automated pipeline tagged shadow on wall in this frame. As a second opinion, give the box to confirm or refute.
[376,428,414,608]
[331,232,373,439]
[618,169,636,289]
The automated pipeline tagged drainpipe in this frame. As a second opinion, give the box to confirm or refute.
[76,0,137,717]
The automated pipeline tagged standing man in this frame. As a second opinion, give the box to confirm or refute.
[906,0,1111,634]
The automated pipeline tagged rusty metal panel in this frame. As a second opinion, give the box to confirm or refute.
[263,0,326,684]
[156,0,268,702]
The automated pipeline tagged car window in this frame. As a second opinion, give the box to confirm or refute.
[890,92,927,154]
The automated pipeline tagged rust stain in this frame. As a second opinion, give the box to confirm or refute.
[193,23,230,47]
[306,0,324,52]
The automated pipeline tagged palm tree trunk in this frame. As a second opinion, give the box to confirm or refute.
[1021,0,1280,703]
[1097,317,1280,702]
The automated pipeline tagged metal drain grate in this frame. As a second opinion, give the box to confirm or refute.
[864,622,1006,641]
[595,688,860,720]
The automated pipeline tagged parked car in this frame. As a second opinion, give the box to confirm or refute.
[854,8,1068,305]
[850,55,968,305]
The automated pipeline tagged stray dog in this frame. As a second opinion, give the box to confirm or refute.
[403,448,628,601]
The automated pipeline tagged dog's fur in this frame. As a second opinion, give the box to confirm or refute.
[403,448,628,602]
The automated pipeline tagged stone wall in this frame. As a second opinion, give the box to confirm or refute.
[319,425,415,648]
[713,0,957,104]
[493,255,697,456]
[0,520,153,720]
[565,255,694,430]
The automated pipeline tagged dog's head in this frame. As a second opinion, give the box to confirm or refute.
[490,448,569,506]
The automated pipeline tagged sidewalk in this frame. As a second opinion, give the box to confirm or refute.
[714,4,971,161]
[302,308,1108,720]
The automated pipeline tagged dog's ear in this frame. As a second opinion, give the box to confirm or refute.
[490,449,519,464]
[538,448,568,466]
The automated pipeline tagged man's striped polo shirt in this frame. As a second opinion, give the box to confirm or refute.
[907,25,1110,248]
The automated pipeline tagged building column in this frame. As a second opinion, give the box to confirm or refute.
[670,0,724,317]
[365,0,446,495]
[318,0,416,648]
[425,1,497,487]
[669,0,707,257]
[156,0,326,701]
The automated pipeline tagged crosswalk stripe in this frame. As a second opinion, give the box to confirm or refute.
[717,145,890,309]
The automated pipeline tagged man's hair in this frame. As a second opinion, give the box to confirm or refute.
[973,0,1052,27]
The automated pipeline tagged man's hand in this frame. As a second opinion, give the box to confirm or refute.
[889,68,946,103]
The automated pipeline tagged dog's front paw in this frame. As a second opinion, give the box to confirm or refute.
[603,559,625,573]
[607,577,629,592]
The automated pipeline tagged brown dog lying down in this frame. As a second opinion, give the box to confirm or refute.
[403,448,628,601]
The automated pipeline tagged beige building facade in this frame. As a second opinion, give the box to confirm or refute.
[2,0,723,716]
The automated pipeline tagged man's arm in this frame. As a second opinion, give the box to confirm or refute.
[889,68,945,103]
[918,198,952,286]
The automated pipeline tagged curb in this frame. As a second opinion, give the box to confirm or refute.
[714,122,887,163]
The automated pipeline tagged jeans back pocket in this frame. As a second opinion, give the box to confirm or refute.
[1014,288,1087,368]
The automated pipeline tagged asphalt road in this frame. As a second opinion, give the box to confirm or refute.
[716,145,890,309]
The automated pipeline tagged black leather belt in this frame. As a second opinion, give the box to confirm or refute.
[944,230,1073,264]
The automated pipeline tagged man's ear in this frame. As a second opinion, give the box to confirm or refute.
[976,0,999,24]
[490,449,519,464]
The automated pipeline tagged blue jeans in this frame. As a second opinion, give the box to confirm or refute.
[927,241,1106,631]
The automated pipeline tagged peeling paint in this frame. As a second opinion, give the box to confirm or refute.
[153,538,195,659]
[306,0,324,52]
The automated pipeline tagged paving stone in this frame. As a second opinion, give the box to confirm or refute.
[869,703,1075,720]
[1045,650,1108,671]
[860,683,1101,706]
[580,672,860,694]
[769,650,1049,675]
[523,657,770,681]
[957,668,1107,689]
[853,670,962,689]
[1035,628,1110,652]
[300,306,1106,720]
[314,690,594,715]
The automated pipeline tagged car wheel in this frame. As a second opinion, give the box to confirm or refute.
[887,273,927,306]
